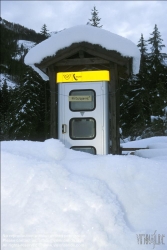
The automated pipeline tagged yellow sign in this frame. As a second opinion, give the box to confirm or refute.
[56,70,110,83]
[69,95,92,102]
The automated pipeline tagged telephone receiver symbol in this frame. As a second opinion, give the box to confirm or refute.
[73,74,78,81]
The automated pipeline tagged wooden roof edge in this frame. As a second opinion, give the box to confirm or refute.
[36,42,132,70]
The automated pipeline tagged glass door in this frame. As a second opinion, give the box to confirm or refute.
[69,89,96,154]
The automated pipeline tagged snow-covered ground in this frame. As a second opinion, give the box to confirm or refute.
[1,137,167,250]
[17,40,36,51]
[0,73,16,89]
[14,40,36,61]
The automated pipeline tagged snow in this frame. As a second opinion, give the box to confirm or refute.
[0,73,16,89]
[17,40,36,50]
[1,136,167,250]
[121,136,167,148]
[135,148,167,159]
[31,64,49,81]
[13,40,36,61]
[25,25,140,80]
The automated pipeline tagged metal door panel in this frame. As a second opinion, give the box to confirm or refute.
[58,81,109,154]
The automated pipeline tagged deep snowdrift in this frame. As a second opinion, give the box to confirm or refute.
[1,137,167,250]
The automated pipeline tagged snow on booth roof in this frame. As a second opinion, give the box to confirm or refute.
[25,25,140,78]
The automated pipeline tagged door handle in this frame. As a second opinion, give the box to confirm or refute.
[62,124,67,134]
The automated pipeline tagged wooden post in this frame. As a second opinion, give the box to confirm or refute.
[109,62,120,154]
[48,66,58,138]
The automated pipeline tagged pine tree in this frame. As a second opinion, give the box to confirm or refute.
[148,24,165,61]
[9,66,50,141]
[0,79,11,140]
[147,24,167,135]
[136,34,151,128]
[40,24,50,38]
[0,24,18,67]
[147,24,166,90]
[0,80,9,117]
[120,73,149,139]
[137,34,149,73]
[88,6,103,28]
[121,34,151,138]
[120,27,167,139]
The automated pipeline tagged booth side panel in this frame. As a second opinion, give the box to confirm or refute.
[58,84,65,143]
[103,82,109,154]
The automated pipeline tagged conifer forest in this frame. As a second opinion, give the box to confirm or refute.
[0,17,167,141]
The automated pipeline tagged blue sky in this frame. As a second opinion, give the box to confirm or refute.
[1,1,167,53]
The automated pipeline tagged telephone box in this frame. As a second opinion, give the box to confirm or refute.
[57,70,110,155]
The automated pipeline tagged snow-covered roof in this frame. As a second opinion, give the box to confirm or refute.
[25,25,140,78]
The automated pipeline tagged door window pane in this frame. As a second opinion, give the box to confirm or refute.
[69,89,95,111]
[70,118,96,139]
[71,146,96,155]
